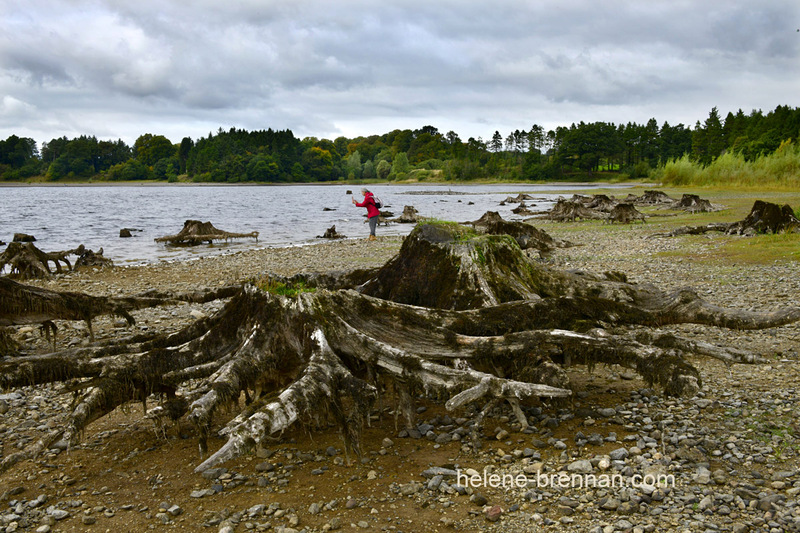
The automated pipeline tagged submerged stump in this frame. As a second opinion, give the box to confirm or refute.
[155,220,259,246]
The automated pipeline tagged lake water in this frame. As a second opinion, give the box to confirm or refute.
[0,183,629,266]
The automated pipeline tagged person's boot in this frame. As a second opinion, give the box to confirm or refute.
[368,235,377,241]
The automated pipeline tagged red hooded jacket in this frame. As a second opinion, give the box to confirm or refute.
[355,192,380,218]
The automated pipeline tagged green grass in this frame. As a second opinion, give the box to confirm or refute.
[656,141,800,189]
[421,219,479,241]
[254,278,316,298]
[531,186,800,266]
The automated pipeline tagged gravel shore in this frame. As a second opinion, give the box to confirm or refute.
[1,216,799,533]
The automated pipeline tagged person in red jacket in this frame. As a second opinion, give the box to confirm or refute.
[352,188,380,240]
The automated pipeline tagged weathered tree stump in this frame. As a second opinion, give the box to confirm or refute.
[155,220,259,246]
[607,203,646,224]
[632,190,676,206]
[13,233,36,243]
[0,242,85,279]
[394,206,423,224]
[511,202,536,215]
[317,225,345,239]
[652,200,799,237]
[536,198,607,222]
[675,193,718,213]
[586,194,617,212]
[466,211,571,256]
[726,200,799,235]
[502,193,534,204]
[1,222,797,476]
[74,246,113,269]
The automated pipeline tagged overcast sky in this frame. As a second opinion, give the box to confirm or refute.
[2,0,798,148]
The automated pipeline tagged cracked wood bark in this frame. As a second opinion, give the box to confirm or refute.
[1,222,798,475]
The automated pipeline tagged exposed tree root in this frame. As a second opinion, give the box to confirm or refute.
[0,242,93,279]
[1,222,797,475]
[651,200,800,238]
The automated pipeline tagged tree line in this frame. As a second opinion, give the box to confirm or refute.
[1,105,798,183]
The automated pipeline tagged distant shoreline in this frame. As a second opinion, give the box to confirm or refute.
[0,180,637,188]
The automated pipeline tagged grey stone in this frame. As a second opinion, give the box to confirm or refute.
[567,459,593,474]
[609,447,629,461]
[48,509,69,520]
[600,498,620,510]
[470,493,488,506]
[167,505,183,516]
[421,467,458,478]
[427,475,443,490]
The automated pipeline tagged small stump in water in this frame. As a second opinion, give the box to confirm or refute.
[155,220,259,246]
[317,225,345,239]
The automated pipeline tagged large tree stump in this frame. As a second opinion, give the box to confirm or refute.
[674,193,718,213]
[726,200,799,235]
[631,190,676,206]
[536,198,607,222]
[607,203,646,224]
[1,222,797,475]
[652,200,799,237]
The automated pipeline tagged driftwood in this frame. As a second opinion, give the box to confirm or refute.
[155,220,259,246]
[651,200,800,238]
[1,222,797,476]
[0,242,87,279]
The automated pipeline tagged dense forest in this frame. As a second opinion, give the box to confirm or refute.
[1,105,799,184]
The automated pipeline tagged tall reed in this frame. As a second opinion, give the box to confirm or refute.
[657,140,800,188]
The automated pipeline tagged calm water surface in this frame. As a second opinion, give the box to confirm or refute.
[0,183,629,266]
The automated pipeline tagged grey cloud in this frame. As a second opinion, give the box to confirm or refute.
[1,0,798,146]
